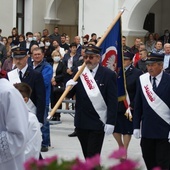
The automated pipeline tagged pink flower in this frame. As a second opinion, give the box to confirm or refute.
[24,157,38,170]
[109,147,127,159]
[71,155,100,170]
[71,158,88,170]
[152,167,162,170]
[85,154,100,169]
[109,159,138,170]
[37,155,58,168]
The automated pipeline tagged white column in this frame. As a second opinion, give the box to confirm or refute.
[24,0,33,33]
[13,0,17,27]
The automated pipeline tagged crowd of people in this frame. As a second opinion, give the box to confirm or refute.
[0,26,170,170]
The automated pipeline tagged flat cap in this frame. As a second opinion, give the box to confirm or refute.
[145,52,164,64]
[12,46,27,58]
[85,44,101,55]
[123,50,134,60]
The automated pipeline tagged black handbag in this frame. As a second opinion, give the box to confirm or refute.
[53,83,65,93]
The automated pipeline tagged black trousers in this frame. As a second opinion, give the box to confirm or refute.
[76,128,105,159]
[140,137,170,170]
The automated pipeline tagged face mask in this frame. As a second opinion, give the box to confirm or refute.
[53,56,60,62]
[32,37,37,41]
[165,33,169,36]
[45,42,50,46]
[28,37,33,42]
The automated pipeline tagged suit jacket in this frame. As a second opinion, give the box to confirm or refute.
[70,64,118,130]
[62,52,80,84]
[21,66,46,124]
[133,72,170,138]
[51,61,66,84]
[118,65,142,113]
[19,40,38,53]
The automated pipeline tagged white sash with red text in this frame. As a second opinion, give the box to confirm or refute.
[140,73,170,125]
[79,66,107,124]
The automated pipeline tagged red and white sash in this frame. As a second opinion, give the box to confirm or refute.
[79,66,107,124]
[124,90,132,121]
[140,73,170,125]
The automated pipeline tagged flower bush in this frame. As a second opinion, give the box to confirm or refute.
[24,147,160,170]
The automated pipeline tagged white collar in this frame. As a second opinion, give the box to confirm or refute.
[17,64,28,75]
[90,64,99,77]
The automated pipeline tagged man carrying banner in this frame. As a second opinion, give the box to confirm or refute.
[133,52,170,170]
[66,44,118,158]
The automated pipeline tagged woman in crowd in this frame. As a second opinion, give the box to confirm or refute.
[145,33,156,52]
[2,36,11,57]
[11,27,19,46]
[50,50,66,121]
[43,37,53,64]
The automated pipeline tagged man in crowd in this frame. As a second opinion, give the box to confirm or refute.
[8,47,46,125]
[30,47,53,152]
[130,37,141,55]
[163,43,170,73]
[122,36,131,52]
[66,44,118,158]
[49,26,61,45]
[151,40,164,54]
[133,52,170,170]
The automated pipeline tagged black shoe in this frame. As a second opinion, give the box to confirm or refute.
[51,117,57,121]
[56,116,60,121]
[41,146,48,152]
[68,131,77,137]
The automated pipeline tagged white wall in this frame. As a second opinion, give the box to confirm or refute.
[79,0,116,38]
[0,0,16,37]
[32,0,46,33]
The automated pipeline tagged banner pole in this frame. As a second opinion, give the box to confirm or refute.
[47,8,125,120]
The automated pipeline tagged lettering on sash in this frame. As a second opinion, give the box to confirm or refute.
[82,73,94,90]
[144,85,155,102]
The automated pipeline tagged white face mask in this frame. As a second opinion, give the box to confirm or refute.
[28,37,33,42]
[45,42,50,47]
[53,56,60,62]
[32,37,37,41]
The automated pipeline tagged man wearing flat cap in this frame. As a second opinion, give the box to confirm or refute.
[66,44,118,159]
[8,47,46,125]
[133,52,170,169]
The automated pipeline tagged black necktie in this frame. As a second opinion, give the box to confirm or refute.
[19,70,22,80]
[90,69,93,72]
[152,77,157,91]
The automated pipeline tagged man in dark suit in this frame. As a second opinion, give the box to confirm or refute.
[133,52,170,170]
[66,44,118,158]
[19,32,38,54]
[9,47,46,124]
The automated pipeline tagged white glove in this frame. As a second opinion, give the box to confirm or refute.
[66,79,78,88]
[133,129,140,139]
[104,124,115,135]
[168,131,170,143]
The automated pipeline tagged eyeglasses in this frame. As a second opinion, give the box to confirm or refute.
[83,55,96,60]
